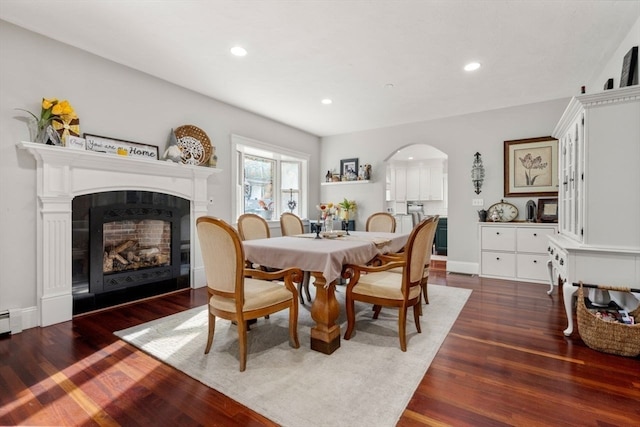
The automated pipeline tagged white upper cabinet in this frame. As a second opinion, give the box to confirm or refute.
[406,166,420,200]
[394,166,407,201]
[552,86,640,249]
[388,160,444,202]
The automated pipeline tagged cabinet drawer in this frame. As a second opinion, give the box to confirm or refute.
[548,242,568,279]
[481,251,516,277]
[481,227,516,251]
[517,227,556,253]
[517,254,549,282]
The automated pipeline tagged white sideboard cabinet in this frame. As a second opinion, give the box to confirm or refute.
[547,86,640,336]
[479,222,557,283]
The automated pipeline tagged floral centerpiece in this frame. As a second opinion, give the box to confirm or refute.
[316,202,337,232]
[17,98,79,145]
[317,202,336,220]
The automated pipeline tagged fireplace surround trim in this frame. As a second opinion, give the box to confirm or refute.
[18,141,221,326]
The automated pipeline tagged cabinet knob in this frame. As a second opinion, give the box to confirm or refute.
[496,257,500,261]
[533,260,537,263]
[533,233,537,237]
[496,232,500,235]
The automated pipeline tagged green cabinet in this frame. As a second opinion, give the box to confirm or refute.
[435,217,447,255]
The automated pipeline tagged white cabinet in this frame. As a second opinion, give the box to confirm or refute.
[406,167,420,200]
[554,86,640,248]
[479,223,557,283]
[548,86,640,335]
[390,162,443,202]
[394,214,414,234]
[394,166,407,201]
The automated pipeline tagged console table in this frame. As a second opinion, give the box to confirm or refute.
[547,234,640,335]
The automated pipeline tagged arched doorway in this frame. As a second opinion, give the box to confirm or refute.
[385,144,448,256]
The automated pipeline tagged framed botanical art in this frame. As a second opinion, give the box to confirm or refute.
[504,136,558,197]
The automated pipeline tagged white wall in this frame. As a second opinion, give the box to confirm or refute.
[588,15,640,91]
[0,21,320,324]
[320,99,569,273]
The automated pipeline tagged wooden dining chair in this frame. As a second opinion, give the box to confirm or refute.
[375,215,439,316]
[237,213,270,241]
[366,212,396,233]
[280,212,312,303]
[342,218,436,351]
[197,216,301,372]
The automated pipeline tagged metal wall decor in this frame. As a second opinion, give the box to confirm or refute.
[471,152,485,194]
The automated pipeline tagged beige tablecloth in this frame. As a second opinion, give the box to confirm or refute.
[243,231,408,284]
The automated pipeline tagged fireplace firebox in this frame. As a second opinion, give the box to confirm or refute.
[72,191,190,314]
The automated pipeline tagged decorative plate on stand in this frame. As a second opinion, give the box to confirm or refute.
[174,125,212,165]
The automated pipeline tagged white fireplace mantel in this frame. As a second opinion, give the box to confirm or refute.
[18,141,221,326]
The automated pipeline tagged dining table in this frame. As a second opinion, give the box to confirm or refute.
[243,230,409,354]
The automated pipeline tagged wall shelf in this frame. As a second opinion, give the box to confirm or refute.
[321,180,371,186]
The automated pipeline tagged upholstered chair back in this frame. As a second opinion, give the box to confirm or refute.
[366,212,396,233]
[237,213,270,241]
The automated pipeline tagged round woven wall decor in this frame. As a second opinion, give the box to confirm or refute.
[174,125,212,165]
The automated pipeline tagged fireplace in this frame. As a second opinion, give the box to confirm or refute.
[18,141,220,326]
[72,191,191,314]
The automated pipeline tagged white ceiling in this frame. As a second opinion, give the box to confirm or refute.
[1,1,638,137]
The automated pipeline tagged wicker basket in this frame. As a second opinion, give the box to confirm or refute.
[174,125,212,166]
[576,282,640,357]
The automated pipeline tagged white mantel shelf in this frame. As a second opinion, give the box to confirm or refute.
[18,141,220,327]
[321,180,371,186]
[18,141,221,180]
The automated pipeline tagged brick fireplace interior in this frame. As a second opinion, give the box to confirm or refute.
[72,190,190,314]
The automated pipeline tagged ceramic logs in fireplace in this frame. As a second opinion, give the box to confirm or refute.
[72,191,190,313]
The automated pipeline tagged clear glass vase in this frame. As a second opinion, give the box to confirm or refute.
[324,217,333,232]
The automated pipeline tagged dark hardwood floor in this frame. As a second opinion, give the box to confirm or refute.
[1,270,638,426]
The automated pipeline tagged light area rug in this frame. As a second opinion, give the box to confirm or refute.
[115,284,471,427]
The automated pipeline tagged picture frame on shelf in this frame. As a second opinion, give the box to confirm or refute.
[537,198,558,223]
[84,133,159,161]
[340,158,359,181]
[620,46,638,88]
[504,136,558,197]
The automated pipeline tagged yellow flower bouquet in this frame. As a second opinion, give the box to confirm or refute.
[17,98,79,145]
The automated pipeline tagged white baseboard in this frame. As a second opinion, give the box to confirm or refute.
[21,306,39,330]
[0,306,38,333]
[192,266,207,288]
[446,261,479,276]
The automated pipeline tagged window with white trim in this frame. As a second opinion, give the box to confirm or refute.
[232,135,309,222]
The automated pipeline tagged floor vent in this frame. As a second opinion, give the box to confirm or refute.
[0,311,10,335]
[0,309,22,335]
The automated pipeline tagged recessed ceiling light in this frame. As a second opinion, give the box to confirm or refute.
[230,46,247,57]
[321,99,333,105]
[464,62,481,72]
